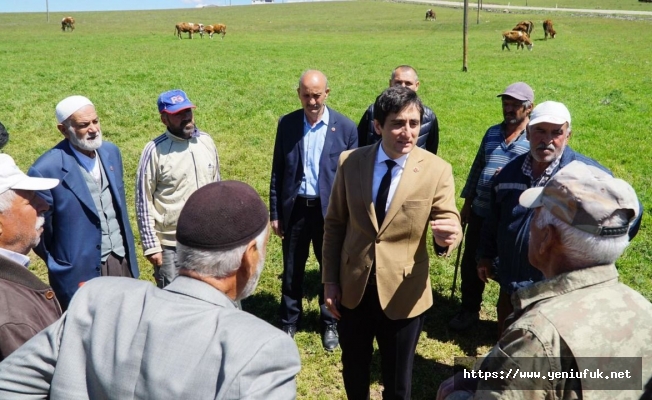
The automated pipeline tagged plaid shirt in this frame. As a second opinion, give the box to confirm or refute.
[461,123,530,218]
[521,153,562,188]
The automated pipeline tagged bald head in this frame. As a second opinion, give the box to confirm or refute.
[298,69,328,89]
[390,66,420,92]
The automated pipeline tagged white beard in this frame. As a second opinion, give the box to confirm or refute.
[236,250,266,301]
[67,125,102,152]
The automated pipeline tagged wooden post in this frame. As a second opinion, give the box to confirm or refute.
[463,0,469,72]
[476,0,480,24]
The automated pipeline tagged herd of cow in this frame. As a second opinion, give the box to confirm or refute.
[174,22,227,40]
[62,11,556,50]
[501,19,557,51]
[59,17,226,40]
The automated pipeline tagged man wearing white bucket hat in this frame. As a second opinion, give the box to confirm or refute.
[28,95,139,309]
[476,101,641,337]
[0,154,61,360]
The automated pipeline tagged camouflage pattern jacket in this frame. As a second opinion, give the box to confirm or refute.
[474,264,652,399]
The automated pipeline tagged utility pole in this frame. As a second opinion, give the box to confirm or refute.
[46,0,49,22]
[476,0,480,24]
[462,0,468,72]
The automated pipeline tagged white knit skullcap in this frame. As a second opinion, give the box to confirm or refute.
[55,95,94,123]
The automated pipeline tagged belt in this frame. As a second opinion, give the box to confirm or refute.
[297,196,320,207]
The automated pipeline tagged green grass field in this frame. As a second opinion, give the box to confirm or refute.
[1,1,651,398]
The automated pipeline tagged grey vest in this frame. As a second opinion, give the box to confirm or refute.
[79,159,126,261]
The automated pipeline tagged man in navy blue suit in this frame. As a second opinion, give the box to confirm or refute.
[28,95,139,310]
[269,70,358,351]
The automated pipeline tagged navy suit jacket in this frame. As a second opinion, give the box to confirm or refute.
[28,140,139,309]
[270,106,358,231]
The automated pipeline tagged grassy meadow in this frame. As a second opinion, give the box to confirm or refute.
[1,1,651,398]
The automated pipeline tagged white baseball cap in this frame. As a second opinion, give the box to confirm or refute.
[0,154,59,195]
[528,101,572,129]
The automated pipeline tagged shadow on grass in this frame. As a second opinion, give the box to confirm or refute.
[244,268,325,334]
[362,349,452,400]
[422,288,498,357]
[241,291,278,325]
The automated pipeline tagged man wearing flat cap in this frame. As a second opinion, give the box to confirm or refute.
[136,89,220,288]
[449,82,533,333]
[476,100,642,337]
[438,161,652,399]
[0,180,301,399]
[28,95,139,310]
[0,154,61,361]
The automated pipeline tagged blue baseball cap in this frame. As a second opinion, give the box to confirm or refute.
[157,89,196,114]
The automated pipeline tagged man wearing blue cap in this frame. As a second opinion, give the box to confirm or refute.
[136,89,221,288]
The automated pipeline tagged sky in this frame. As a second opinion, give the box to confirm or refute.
[0,0,255,13]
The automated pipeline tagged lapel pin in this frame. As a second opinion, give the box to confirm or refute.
[413,167,420,173]
[110,166,114,171]
[331,127,336,132]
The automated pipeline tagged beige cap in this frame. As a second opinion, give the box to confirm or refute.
[519,161,638,236]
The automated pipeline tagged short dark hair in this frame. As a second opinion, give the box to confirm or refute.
[0,122,8,151]
[373,86,424,127]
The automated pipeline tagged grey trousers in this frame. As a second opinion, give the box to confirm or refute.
[154,246,178,288]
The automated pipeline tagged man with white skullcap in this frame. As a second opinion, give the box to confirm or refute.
[0,154,61,361]
[27,95,139,309]
[475,101,642,337]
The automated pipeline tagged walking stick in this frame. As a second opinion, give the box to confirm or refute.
[449,222,467,302]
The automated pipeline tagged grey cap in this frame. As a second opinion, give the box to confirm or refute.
[497,82,534,102]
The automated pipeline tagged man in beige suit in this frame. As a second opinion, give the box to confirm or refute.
[323,86,462,399]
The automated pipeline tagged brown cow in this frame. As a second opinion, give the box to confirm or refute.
[203,24,227,39]
[425,9,436,21]
[502,30,533,51]
[543,19,556,39]
[174,22,204,39]
[61,17,75,32]
[512,20,534,36]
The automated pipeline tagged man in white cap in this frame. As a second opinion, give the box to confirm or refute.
[27,95,139,310]
[0,154,61,360]
[437,161,652,399]
[475,101,641,337]
[449,82,533,332]
[136,89,220,288]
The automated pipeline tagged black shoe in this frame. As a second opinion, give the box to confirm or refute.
[322,324,339,351]
[448,311,479,332]
[282,324,297,339]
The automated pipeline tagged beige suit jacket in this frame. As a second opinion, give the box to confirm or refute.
[323,143,461,320]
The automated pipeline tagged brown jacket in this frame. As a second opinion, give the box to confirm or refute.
[323,144,461,320]
[0,254,61,360]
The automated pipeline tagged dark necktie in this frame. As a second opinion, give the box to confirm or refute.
[375,159,397,226]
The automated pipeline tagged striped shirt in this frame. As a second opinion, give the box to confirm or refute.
[461,123,530,218]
